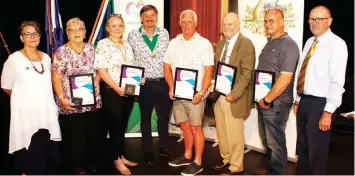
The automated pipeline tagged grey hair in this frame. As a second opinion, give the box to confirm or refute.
[179,9,197,22]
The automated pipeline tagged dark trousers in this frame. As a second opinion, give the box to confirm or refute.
[297,95,334,175]
[13,129,60,175]
[139,79,171,152]
[59,110,103,167]
[101,86,134,160]
[257,103,292,175]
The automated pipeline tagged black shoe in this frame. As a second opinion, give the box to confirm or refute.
[168,155,193,167]
[159,147,175,160]
[144,152,155,166]
[181,162,203,175]
[212,162,230,170]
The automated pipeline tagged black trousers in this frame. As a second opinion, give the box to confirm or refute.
[296,95,335,174]
[13,129,60,175]
[139,79,171,152]
[59,110,103,166]
[101,85,134,160]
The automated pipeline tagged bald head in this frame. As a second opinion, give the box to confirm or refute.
[310,6,332,18]
[308,6,332,38]
[265,9,284,19]
[223,12,239,23]
[222,12,240,39]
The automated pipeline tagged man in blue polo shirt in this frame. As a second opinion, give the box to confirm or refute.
[254,9,299,175]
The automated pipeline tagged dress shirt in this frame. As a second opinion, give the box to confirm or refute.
[219,32,239,64]
[295,29,348,113]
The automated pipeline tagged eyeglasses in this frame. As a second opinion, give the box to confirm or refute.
[67,28,85,33]
[308,17,330,23]
[22,32,40,38]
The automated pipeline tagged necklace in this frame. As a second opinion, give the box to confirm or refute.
[67,42,84,54]
[109,38,126,62]
[23,49,44,74]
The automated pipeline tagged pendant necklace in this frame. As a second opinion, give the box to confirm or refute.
[23,49,44,74]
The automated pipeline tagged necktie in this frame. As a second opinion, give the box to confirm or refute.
[296,39,318,95]
[220,40,229,63]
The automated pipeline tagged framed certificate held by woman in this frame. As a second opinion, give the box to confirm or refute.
[69,73,96,107]
[119,64,145,96]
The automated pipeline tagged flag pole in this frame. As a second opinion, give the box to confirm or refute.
[0,31,11,55]
[46,0,54,57]
[88,0,106,43]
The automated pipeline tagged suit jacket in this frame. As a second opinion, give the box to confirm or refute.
[214,34,256,118]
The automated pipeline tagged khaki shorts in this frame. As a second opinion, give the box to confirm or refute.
[172,99,206,126]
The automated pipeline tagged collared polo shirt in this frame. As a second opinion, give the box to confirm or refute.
[257,33,299,105]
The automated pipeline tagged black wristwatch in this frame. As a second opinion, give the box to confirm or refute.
[263,98,271,106]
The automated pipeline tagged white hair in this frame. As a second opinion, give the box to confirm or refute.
[179,9,197,22]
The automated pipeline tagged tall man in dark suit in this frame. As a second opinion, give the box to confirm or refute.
[211,12,256,175]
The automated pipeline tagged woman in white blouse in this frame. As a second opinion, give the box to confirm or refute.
[0,21,61,175]
[95,14,142,175]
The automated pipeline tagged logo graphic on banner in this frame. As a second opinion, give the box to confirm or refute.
[242,0,297,35]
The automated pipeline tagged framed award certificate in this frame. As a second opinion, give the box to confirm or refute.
[173,67,198,101]
[119,64,145,96]
[253,70,275,105]
[214,61,237,96]
[69,73,96,108]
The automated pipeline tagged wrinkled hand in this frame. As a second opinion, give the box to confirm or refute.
[116,87,125,97]
[225,94,236,102]
[258,98,270,110]
[319,112,332,131]
[140,78,146,86]
[192,93,203,104]
[59,97,76,111]
[169,87,175,100]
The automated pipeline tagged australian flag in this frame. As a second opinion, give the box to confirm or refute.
[45,0,64,57]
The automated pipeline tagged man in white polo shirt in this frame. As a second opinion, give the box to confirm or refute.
[163,9,214,176]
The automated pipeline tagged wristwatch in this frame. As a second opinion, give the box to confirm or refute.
[263,98,271,106]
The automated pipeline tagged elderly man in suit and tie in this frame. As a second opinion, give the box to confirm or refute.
[211,12,256,175]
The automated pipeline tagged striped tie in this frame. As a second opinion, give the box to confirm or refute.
[220,40,229,63]
[296,39,318,95]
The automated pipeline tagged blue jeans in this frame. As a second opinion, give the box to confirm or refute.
[257,103,292,175]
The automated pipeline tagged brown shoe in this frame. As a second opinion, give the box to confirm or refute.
[212,162,230,170]
[253,168,269,175]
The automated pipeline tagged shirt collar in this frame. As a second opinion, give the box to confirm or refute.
[226,32,239,45]
[267,32,289,41]
[315,29,332,43]
[139,26,160,36]
[178,32,200,41]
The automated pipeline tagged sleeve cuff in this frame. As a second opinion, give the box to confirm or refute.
[324,103,337,113]
[295,95,301,103]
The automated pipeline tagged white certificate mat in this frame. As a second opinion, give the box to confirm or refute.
[69,73,96,106]
[215,62,237,95]
[174,68,198,101]
[253,70,275,103]
[119,64,145,96]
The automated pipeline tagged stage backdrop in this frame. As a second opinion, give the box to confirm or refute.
[238,0,304,162]
[92,0,164,137]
